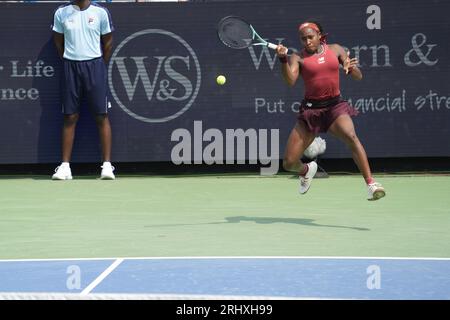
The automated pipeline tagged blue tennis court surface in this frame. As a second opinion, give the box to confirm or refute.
[0,257,449,299]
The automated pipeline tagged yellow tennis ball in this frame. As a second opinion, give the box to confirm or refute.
[216,75,226,85]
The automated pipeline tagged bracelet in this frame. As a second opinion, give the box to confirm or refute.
[279,56,288,64]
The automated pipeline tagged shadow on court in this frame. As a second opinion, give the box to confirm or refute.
[145,215,369,231]
[225,216,369,231]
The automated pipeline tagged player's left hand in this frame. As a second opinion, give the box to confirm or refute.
[344,52,358,74]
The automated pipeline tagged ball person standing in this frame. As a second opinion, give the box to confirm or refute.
[51,0,115,180]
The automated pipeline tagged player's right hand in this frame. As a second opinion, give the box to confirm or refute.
[276,44,288,57]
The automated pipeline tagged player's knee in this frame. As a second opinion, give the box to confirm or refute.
[344,133,359,146]
[63,114,79,126]
[95,114,108,125]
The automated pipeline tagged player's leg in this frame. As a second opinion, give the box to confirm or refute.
[283,121,315,172]
[52,113,79,180]
[95,114,112,163]
[95,114,114,179]
[52,60,81,180]
[84,58,115,179]
[61,113,79,163]
[328,114,371,178]
[283,121,317,194]
[327,114,385,200]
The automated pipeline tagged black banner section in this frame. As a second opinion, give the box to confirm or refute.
[0,1,448,164]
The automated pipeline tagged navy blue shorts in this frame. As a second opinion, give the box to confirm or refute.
[62,57,110,115]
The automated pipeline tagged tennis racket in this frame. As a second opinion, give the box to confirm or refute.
[217,16,284,52]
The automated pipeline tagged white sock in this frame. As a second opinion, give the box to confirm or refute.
[61,162,70,168]
[102,161,112,167]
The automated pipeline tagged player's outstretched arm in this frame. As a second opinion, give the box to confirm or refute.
[276,44,300,86]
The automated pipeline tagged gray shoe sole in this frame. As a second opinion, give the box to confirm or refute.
[368,189,386,201]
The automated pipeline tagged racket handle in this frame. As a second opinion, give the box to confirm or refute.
[267,42,290,54]
[267,42,278,50]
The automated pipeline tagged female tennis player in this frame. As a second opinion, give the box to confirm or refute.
[277,21,385,200]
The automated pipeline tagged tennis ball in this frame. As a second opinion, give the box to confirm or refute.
[216,75,226,85]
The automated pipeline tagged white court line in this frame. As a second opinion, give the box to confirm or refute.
[0,292,345,300]
[80,258,124,296]
[1,256,450,262]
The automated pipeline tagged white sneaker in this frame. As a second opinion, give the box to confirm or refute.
[299,161,318,194]
[52,165,72,180]
[367,182,386,201]
[100,163,115,180]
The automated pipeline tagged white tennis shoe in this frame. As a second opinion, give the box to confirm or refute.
[299,161,318,194]
[367,182,385,201]
[100,163,115,180]
[52,164,72,180]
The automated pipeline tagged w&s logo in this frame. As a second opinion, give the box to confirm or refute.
[108,29,201,123]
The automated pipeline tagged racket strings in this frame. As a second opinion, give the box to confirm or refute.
[218,17,254,49]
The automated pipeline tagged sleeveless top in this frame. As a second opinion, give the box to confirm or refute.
[301,44,340,101]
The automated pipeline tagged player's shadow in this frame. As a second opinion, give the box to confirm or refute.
[33,37,63,164]
[145,215,369,231]
[224,216,369,231]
